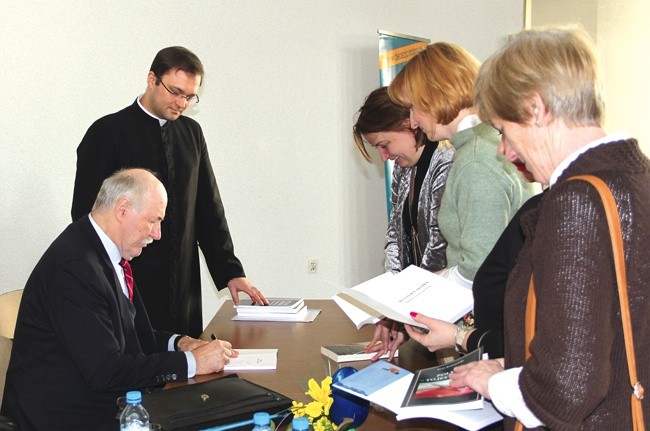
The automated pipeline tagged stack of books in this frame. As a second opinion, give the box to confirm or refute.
[321,342,396,362]
[233,298,314,322]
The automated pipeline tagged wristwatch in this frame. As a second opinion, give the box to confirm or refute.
[454,326,473,354]
[174,335,187,351]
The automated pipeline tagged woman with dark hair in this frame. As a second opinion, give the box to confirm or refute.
[352,86,454,359]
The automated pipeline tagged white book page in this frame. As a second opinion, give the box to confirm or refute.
[331,295,379,329]
[334,266,473,328]
[396,401,503,431]
[224,349,278,370]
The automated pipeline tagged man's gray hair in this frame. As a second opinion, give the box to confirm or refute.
[92,168,157,214]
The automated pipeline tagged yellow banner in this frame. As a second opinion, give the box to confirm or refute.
[378,41,428,70]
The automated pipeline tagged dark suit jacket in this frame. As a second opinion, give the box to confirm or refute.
[1,216,188,431]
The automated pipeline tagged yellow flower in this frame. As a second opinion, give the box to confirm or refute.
[312,416,338,431]
[290,400,306,417]
[304,400,324,418]
[323,396,333,416]
[305,376,333,415]
[293,376,337,429]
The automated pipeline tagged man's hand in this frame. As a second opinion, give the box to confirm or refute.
[365,319,406,362]
[175,335,208,352]
[192,338,239,375]
[448,358,504,399]
[227,277,268,306]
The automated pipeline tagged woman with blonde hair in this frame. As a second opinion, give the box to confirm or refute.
[389,42,535,292]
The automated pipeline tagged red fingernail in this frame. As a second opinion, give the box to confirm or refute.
[410,311,418,317]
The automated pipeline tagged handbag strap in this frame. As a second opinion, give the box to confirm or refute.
[514,280,537,431]
[516,175,645,431]
[524,278,536,361]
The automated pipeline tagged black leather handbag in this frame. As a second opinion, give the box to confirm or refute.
[141,375,292,431]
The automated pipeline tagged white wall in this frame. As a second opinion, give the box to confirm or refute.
[0,0,524,329]
[530,0,650,154]
[597,0,650,149]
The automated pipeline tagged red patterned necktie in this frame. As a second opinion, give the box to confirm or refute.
[118,258,134,303]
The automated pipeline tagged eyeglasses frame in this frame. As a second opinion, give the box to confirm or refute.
[154,74,199,104]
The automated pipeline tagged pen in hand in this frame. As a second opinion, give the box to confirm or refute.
[211,333,238,359]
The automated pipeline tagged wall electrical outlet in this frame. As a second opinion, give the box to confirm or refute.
[307,259,318,274]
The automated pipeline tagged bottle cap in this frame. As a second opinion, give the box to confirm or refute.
[292,416,310,430]
[253,412,270,425]
[125,390,142,404]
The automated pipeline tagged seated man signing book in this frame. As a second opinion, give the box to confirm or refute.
[1,169,238,431]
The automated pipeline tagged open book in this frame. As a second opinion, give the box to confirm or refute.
[332,265,473,330]
[332,350,503,431]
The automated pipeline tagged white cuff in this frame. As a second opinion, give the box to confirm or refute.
[168,334,180,351]
[185,352,196,378]
[169,335,196,378]
[443,266,473,290]
[488,367,544,428]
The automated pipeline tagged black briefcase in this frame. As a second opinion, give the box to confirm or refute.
[141,374,292,431]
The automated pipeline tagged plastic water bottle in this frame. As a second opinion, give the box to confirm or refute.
[251,411,272,431]
[120,390,150,430]
[291,416,311,431]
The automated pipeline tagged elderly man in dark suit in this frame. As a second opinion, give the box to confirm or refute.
[1,168,237,431]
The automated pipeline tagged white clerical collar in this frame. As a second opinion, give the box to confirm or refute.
[456,114,481,133]
[137,95,168,127]
[549,132,630,186]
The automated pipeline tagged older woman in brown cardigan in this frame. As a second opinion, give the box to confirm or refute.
[420,26,650,430]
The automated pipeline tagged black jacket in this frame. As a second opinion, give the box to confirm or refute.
[467,192,543,358]
[72,101,245,336]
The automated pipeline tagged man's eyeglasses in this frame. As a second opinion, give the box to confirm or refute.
[155,75,199,104]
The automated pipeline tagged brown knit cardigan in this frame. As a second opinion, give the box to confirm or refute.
[502,139,650,430]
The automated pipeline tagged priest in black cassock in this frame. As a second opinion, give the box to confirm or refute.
[71,46,267,338]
